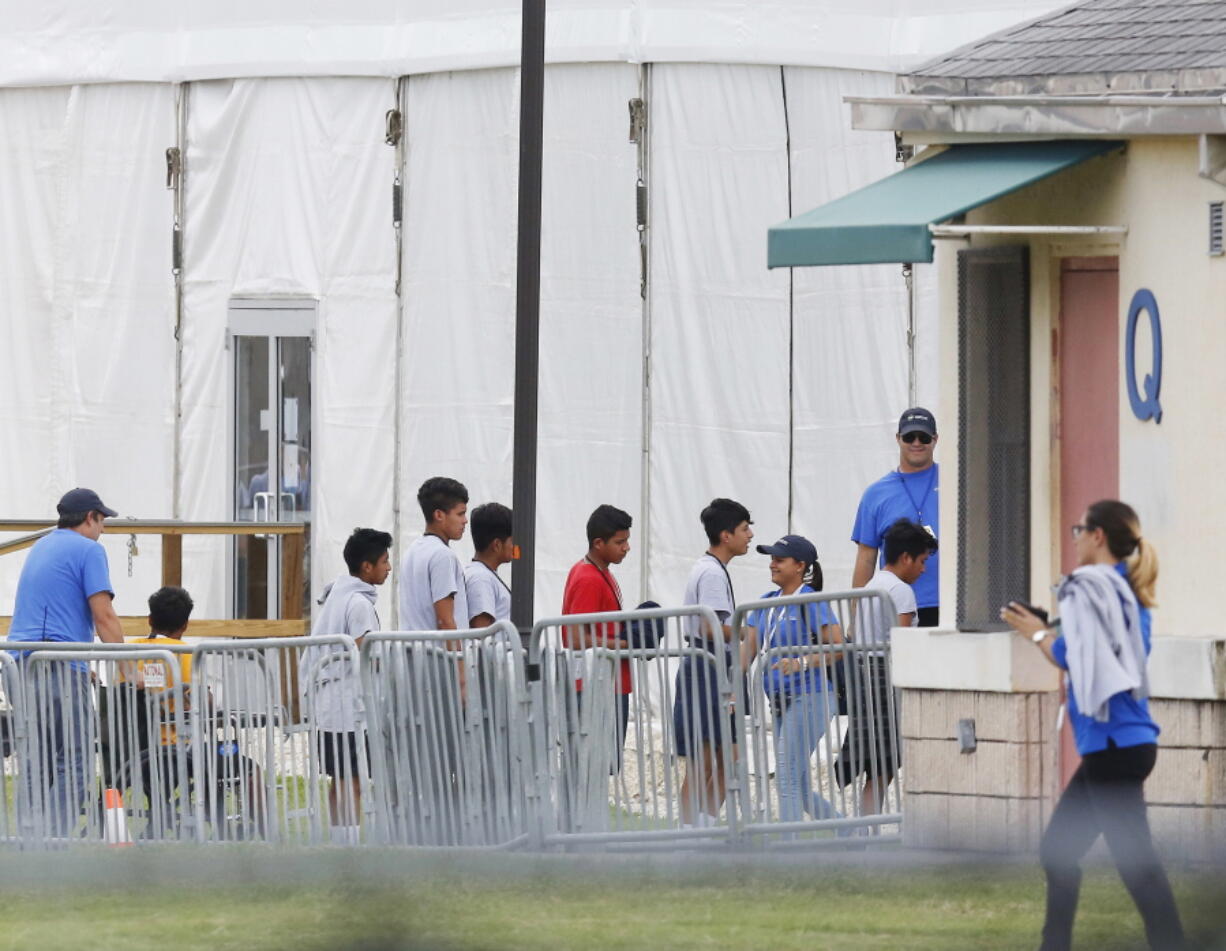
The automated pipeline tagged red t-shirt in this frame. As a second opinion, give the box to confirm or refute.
[561,558,632,694]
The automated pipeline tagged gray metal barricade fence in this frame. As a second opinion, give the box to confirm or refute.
[0,641,192,848]
[731,589,903,847]
[360,622,530,849]
[0,651,24,844]
[190,636,367,846]
[529,605,742,851]
[0,593,906,854]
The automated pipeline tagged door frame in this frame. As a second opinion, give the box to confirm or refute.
[226,297,317,619]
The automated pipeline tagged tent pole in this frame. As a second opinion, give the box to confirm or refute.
[171,82,188,521]
[511,0,546,643]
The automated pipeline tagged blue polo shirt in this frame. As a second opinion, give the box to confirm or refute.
[1051,561,1159,755]
[746,585,838,697]
[851,464,939,610]
[9,529,113,644]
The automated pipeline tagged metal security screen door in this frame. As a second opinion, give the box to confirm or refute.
[957,247,1030,631]
[230,300,315,620]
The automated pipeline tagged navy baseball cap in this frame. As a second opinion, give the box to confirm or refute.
[898,407,937,436]
[57,488,117,518]
[756,534,818,565]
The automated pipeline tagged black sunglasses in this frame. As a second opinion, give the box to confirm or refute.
[900,432,933,445]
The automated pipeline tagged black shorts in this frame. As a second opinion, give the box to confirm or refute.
[318,731,369,780]
[672,654,740,757]
[835,655,900,787]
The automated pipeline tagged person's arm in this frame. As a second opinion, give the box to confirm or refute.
[738,625,758,672]
[810,620,844,669]
[1000,601,1062,669]
[431,595,468,703]
[852,544,878,589]
[897,611,914,627]
[89,591,125,643]
[466,572,496,629]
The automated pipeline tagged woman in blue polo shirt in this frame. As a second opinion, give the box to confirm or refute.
[747,535,844,826]
[1002,500,1184,951]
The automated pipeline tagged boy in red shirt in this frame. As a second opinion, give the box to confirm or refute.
[561,504,633,766]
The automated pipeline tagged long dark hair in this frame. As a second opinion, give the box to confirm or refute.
[802,558,823,592]
[1085,499,1157,608]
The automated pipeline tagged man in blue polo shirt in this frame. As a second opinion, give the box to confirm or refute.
[10,487,126,835]
[851,408,940,627]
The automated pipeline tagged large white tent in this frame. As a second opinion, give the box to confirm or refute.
[0,1,1064,626]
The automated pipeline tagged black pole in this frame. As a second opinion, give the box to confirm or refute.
[511,0,546,644]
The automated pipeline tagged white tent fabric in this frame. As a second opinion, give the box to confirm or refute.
[0,1,1068,86]
[0,45,966,625]
[0,83,176,613]
[179,77,399,617]
[399,63,644,620]
[646,64,792,606]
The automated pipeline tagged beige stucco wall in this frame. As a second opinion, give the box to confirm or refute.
[937,137,1226,640]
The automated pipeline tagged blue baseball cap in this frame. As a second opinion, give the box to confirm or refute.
[56,488,117,518]
[898,406,937,436]
[756,534,818,566]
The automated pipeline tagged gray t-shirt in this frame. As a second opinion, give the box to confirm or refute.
[398,534,468,632]
[684,554,735,652]
[861,567,918,649]
[463,561,511,626]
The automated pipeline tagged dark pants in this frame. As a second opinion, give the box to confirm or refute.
[1039,742,1184,951]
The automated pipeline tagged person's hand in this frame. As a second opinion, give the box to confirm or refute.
[1000,601,1047,638]
[772,658,804,675]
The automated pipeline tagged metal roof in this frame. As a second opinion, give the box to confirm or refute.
[903,0,1226,95]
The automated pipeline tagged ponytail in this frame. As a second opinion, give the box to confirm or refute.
[1085,499,1158,608]
[1126,536,1159,609]
[804,559,824,592]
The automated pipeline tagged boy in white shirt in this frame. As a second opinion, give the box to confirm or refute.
[839,518,937,817]
[300,527,392,844]
[464,502,514,628]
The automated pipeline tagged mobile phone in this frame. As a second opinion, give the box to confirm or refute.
[1009,600,1049,625]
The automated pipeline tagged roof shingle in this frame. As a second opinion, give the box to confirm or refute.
[905,0,1226,93]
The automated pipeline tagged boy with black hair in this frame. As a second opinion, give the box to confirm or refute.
[838,517,937,818]
[399,477,470,633]
[674,497,754,827]
[301,527,392,844]
[561,505,633,769]
[464,502,514,628]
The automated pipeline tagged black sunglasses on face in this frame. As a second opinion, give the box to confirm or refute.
[900,432,933,445]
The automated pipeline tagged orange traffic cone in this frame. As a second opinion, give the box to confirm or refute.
[103,788,133,846]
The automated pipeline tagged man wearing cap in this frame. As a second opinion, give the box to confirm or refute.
[851,409,941,626]
[9,488,127,834]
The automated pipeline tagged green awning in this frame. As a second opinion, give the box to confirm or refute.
[767,140,1124,268]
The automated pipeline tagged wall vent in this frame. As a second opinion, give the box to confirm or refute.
[1211,201,1224,256]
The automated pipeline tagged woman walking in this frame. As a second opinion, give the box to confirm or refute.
[1001,500,1184,951]
[747,535,844,826]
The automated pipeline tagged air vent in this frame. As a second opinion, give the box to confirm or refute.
[1211,201,1224,256]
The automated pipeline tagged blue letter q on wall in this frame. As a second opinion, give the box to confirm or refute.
[1125,288,1162,423]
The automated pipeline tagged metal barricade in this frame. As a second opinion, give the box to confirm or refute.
[0,651,24,844]
[731,589,903,847]
[529,606,742,851]
[190,636,358,845]
[360,622,530,848]
[0,641,192,848]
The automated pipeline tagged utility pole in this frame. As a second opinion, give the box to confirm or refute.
[510,0,546,644]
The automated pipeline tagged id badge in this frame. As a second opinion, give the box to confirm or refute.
[922,524,936,539]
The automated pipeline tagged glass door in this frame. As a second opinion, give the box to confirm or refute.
[231,304,314,620]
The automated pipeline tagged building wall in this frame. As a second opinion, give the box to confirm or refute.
[909,135,1226,855]
[955,137,1226,640]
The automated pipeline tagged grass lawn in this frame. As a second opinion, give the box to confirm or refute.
[0,848,1221,950]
